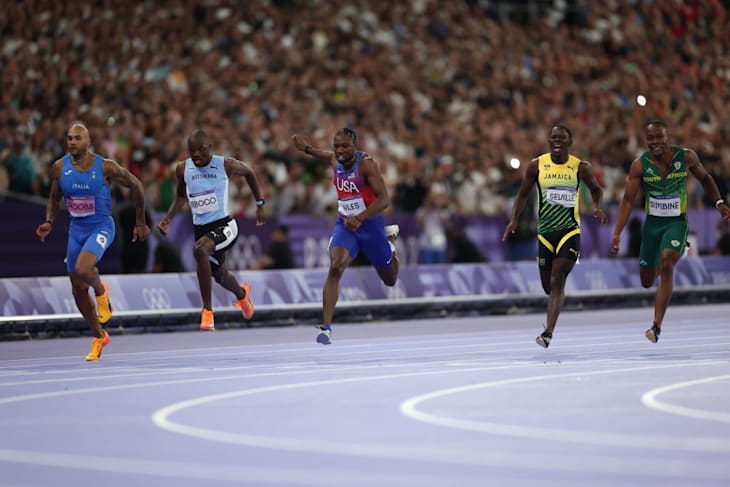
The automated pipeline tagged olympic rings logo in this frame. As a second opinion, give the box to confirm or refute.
[228,235,262,269]
[142,287,171,309]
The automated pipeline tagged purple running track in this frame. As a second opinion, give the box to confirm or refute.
[1,304,729,487]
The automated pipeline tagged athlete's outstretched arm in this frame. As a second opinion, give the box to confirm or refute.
[357,156,390,219]
[578,161,608,223]
[104,158,150,242]
[611,158,643,255]
[36,159,63,242]
[686,149,730,220]
[502,158,538,241]
[157,162,188,237]
[225,157,265,226]
[291,134,334,163]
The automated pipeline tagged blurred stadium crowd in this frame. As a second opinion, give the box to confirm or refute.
[1,0,729,220]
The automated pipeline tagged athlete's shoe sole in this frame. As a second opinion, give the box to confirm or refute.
[645,324,661,343]
[536,330,552,348]
[317,326,332,345]
[200,309,215,331]
[385,224,400,243]
[234,283,255,320]
[96,281,112,324]
[85,330,110,361]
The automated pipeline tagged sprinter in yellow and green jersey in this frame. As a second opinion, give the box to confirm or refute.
[503,125,608,348]
[611,120,730,343]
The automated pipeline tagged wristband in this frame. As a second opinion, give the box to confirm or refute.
[304,145,312,155]
[256,199,265,207]
[716,199,726,209]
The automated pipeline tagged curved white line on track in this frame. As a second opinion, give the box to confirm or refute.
[152,360,730,464]
[399,362,730,452]
[641,374,730,423]
[8,360,718,478]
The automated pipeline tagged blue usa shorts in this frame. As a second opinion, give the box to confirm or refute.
[329,215,393,268]
[66,216,116,272]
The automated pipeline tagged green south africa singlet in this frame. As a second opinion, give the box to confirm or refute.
[536,153,581,235]
[637,146,689,268]
[640,146,688,216]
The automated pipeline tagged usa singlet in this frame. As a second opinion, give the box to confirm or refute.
[184,155,229,225]
[640,146,688,217]
[329,151,392,268]
[334,151,376,219]
[535,153,582,235]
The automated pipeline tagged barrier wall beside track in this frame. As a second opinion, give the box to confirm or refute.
[2,257,729,339]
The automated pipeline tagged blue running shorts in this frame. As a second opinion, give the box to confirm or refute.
[66,216,116,272]
[329,215,393,268]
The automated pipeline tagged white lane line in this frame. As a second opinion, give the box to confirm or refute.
[0,357,727,477]
[399,362,730,452]
[151,360,730,460]
[0,448,444,486]
[1,318,726,366]
[641,374,730,423]
[2,338,729,388]
[0,355,635,406]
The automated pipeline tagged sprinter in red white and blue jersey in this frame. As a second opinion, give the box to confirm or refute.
[292,128,400,344]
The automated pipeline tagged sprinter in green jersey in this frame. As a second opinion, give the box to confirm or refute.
[504,125,607,348]
[611,120,730,343]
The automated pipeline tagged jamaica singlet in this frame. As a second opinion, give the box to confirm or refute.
[640,146,688,217]
[535,153,581,235]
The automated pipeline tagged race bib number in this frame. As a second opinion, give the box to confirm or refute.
[648,194,681,216]
[65,196,96,217]
[189,189,219,215]
[546,187,577,208]
[338,195,366,217]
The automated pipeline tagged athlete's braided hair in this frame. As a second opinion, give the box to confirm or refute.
[336,127,358,143]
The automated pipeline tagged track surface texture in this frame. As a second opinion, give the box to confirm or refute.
[1,304,729,487]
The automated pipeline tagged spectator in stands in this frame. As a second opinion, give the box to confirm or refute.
[152,238,186,273]
[446,224,487,264]
[711,219,730,256]
[156,129,265,331]
[2,0,730,224]
[625,217,643,258]
[503,124,607,348]
[35,123,150,361]
[116,202,152,274]
[416,188,450,264]
[611,120,730,343]
[254,223,295,270]
[1,132,36,195]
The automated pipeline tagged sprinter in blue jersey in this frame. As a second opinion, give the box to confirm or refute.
[36,123,150,361]
[157,129,265,331]
[292,128,400,344]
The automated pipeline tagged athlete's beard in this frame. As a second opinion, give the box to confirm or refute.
[70,148,88,162]
[337,154,355,165]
